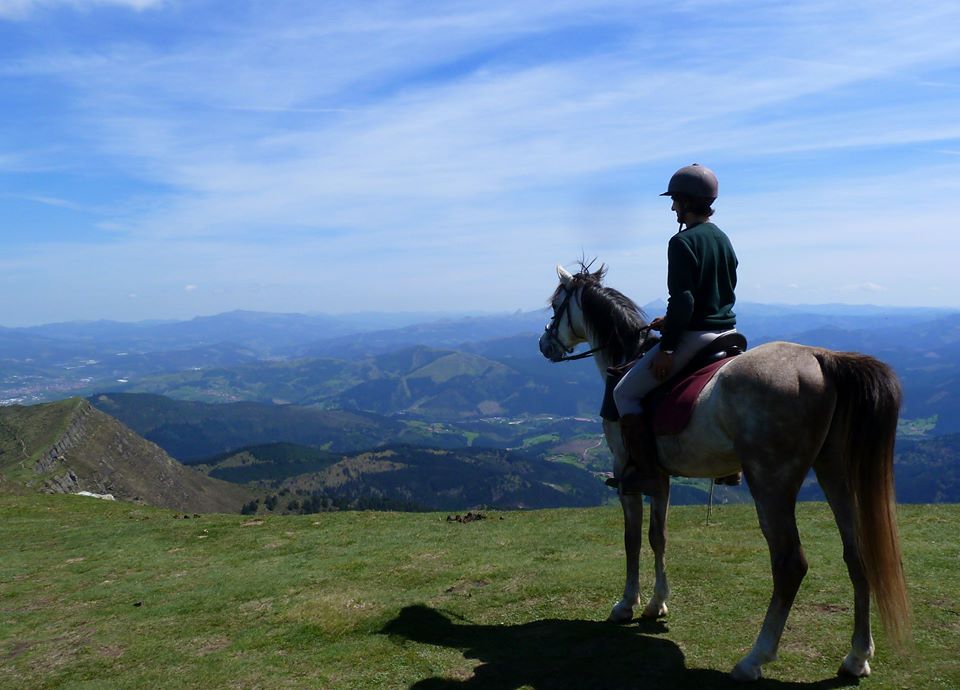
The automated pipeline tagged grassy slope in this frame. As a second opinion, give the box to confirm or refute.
[1,496,957,689]
[0,398,82,485]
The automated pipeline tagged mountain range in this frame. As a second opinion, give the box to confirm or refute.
[3,303,960,513]
[5,305,959,432]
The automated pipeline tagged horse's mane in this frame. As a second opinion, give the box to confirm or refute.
[552,262,648,365]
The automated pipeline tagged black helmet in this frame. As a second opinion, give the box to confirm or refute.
[660,163,718,200]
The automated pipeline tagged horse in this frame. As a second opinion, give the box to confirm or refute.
[538,263,909,681]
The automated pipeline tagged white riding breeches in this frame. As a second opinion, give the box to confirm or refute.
[613,328,738,416]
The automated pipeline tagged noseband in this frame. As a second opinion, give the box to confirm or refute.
[544,285,608,362]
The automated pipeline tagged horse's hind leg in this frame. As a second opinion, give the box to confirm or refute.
[814,451,874,677]
[609,492,643,623]
[732,481,809,681]
[642,478,671,619]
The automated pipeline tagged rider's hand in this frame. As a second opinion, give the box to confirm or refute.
[649,350,674,382]
[648,316,665,333]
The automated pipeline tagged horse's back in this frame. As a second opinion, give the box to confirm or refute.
[658,342,834,477]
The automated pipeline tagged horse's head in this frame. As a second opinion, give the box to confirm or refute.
[539,262,647,366]
[539,264,595,363]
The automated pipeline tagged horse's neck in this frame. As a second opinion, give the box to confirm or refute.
[584,323,618,377]
[586,321,647,378]
[576,287,646,377]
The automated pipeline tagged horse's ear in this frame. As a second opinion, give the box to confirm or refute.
[557,264,574,287]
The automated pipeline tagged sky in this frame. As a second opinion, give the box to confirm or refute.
[2,0,960,326]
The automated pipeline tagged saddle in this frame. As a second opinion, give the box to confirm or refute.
[600,331,748,432]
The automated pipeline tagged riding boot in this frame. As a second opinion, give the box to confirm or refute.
[616,413,665,496]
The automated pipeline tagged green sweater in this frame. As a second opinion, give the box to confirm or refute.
[660,221,738,351]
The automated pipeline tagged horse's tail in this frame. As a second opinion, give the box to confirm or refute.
[817,350,910,648]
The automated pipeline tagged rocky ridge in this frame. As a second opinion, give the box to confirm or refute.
[0,399,251,513]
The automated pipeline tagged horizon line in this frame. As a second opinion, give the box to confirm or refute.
[3,300,959,329]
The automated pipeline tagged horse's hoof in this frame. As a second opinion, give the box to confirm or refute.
[730,661,762,682]
[838,656,871,678]
[641,601,668,619]
[607,604,634,624]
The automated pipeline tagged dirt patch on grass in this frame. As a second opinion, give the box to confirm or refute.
[97,644,125,659]
[812,603,848,614]
[239,597,275,613]
[191,636,231,657]
[445,579,490,595]
[9,627,96,672]
[2,641,34,661]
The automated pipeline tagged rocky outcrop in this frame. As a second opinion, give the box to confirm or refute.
[44,470,81,494]
[34,401,93,474]
[3,398,252,513]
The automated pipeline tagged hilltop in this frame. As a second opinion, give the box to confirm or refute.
[0,399,251,513]
[1,495,957,688]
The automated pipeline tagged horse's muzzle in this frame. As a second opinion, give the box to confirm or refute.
[539,331,565,362]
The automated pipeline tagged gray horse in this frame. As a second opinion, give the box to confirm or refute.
[539,263,909,681]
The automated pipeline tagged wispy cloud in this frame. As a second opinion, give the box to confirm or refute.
[0,0,163,19]
[2,0,960,323]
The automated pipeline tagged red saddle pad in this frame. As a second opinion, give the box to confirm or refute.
[652,357,734,436]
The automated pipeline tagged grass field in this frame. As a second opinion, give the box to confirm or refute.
[1,495,958,689]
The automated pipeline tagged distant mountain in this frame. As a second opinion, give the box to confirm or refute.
[0,398,251,512]
[8,310,500,356]
[89,393,407,461]
[6,305,960,435]
[98,345,597,420]
[186,433,960,509]
[191,442,341,485]
[288,311,549,359]
[893,433,960,503]
[221,444,610,511]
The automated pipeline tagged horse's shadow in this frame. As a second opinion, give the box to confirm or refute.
[380,605,860,690]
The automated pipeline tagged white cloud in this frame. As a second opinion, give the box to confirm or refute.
[3,0,960,321]
[0,0,163,19]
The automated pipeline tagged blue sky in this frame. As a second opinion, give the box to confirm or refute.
[2,0,959,325]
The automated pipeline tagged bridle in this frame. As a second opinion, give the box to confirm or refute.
[543,284,608,362]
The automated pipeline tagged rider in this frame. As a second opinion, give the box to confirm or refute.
[612,163,739,495]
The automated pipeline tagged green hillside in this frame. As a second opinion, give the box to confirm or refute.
[244,445,611,512]
[1,495,957,689]
[0,397,83,486]
[0,399,252,513]
[191,442,342,485]
[89,393,406,460]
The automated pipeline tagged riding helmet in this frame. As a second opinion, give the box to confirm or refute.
[660,163,718,200]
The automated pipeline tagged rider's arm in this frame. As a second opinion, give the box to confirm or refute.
[660,236,697,351]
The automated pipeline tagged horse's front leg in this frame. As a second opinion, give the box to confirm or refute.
[608,492,643,623]
[642,478,671,619]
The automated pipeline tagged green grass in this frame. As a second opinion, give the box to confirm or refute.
[898,415,939,438]
[1,496,957,689]
[520,433,560,449]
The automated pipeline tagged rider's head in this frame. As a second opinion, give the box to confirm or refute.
[661,163,717,225]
